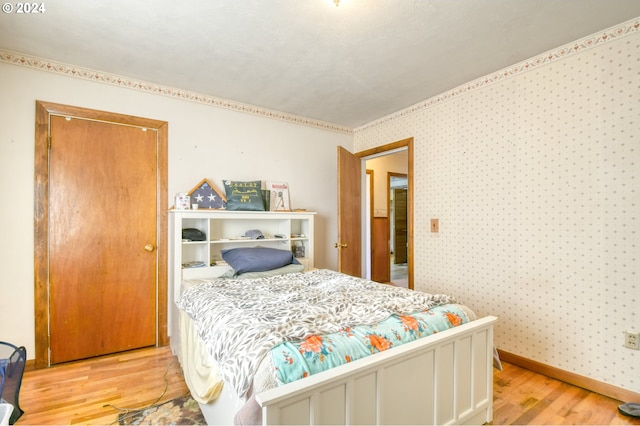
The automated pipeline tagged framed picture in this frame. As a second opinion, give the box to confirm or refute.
[188,178,227,209]
[266,181,291,211]
[174,192,190,210]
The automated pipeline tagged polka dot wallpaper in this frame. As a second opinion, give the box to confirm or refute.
[354,19,639,392]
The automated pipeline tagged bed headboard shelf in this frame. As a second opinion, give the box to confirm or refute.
[168,210,316,300]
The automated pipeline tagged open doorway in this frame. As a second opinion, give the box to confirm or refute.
[358,138,413,289]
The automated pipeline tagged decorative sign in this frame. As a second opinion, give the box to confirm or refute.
[188,178,227,209]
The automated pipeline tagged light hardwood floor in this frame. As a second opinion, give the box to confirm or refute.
[494,361,640,425]
[17,346,188,425]
[15,346,640,425]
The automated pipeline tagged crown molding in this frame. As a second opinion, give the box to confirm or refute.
[2,16,637,136]
[0,50,354,135]
[355,17,640,134]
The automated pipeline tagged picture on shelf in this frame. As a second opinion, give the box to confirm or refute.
[174,192,190,210]
[266,181,291,211]
[188,178,227,209]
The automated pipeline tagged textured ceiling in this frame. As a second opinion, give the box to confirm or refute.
[1,0,640,127]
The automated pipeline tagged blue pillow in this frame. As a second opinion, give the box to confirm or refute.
[221,247,299,275]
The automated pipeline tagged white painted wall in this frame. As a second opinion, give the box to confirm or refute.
[0,62,351,358]
[366,150,408,217]
[354,21,640,393]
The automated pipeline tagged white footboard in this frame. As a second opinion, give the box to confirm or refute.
[256,316,497,425]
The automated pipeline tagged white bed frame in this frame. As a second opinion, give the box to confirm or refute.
[186,315,497,425]
[169,211,498,424]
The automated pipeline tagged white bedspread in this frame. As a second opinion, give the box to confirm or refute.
[177,269,458,399]
[179,310,224,404]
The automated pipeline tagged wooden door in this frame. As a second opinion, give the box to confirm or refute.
[48,116,157,364]
[371,217,390,282]
[393,188,408,264]
[337,146,361,277]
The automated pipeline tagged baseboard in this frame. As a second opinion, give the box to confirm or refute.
[497,349,640,403]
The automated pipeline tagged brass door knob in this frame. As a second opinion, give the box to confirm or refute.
[144,244,155,252]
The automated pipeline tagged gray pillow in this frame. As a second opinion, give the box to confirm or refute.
[221,247,299,275]
[220,263,305,279]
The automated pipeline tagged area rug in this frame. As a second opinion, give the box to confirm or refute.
[117,393,207,425]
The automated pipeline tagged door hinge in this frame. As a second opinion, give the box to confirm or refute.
[47,135,52,149]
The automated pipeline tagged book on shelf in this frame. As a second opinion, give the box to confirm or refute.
[266,181,291,211]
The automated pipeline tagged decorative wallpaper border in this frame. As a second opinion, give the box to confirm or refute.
[0,49,353,135]
[1,16,637,136]
[355,17,640,133]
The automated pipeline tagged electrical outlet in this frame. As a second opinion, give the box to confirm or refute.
[623,330,640,350]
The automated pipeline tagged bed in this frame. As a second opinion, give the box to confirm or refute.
[170,258,498,425]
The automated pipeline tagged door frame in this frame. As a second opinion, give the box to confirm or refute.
[34,101,169,368]
[356,137,413,289]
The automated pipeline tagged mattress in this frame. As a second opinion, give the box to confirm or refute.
[176,269,477,404]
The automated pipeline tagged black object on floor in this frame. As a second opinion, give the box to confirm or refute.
[618,402,640,418]
[0,341,26,424]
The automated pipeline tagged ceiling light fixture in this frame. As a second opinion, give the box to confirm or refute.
[333,0,340,6]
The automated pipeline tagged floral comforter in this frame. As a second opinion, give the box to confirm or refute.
[177,269,465,398]
[270,303,471,386]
